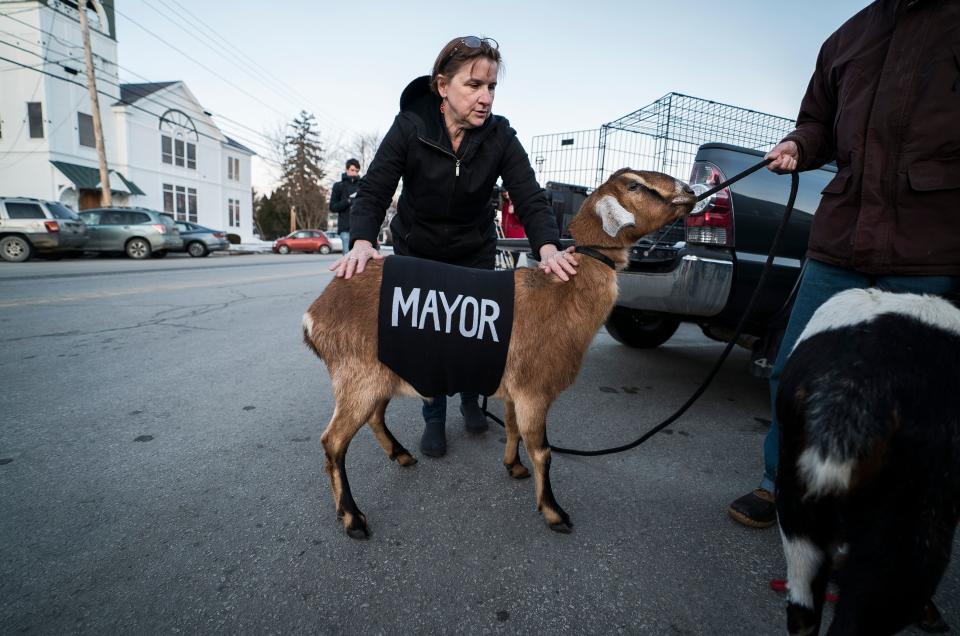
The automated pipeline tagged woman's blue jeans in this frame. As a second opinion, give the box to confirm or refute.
[759,259,960,493]
[422,393,479,424]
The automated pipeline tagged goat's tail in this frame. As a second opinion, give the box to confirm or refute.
[792,371,897,498]
[302,311,323,360]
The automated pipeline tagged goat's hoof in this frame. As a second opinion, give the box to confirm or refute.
[545,508,573,533]
[396,452,417,467]
[505,462,530,479]
[548,520,573,534]
[344,513,370,540]
[918,600,949,633]
[347,526,370,540]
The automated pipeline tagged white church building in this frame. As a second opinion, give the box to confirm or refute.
[0,0,257,241]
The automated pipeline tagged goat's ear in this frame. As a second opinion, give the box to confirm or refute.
[595,195,636,237]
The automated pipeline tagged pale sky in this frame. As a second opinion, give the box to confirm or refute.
[115,0,872,192]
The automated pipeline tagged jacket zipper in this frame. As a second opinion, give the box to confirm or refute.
[418,136,460,179]
[416,136,460,246]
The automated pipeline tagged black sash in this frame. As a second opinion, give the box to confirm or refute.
[377,255,515,396]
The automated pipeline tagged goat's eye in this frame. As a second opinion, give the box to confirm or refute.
[628,182,641,192]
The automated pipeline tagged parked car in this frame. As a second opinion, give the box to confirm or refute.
[174,221,230,257]
[0,197,88,262]
[78,207,183,259]
[272,230,331,255]
[324,230,343,252]
[606,142,836,375]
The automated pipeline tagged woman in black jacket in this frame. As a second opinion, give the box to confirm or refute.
[330,36,578,457]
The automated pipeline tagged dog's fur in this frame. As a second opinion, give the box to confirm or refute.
[302,169,696,539]
[776,288,960,635]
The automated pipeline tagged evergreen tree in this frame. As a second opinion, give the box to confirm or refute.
[254,190,290,239]
[279,111,329,230]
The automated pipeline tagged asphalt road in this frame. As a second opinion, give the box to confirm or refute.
[1,253,956,634]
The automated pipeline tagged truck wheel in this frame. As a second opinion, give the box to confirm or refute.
[0,236,33,262]
[605,307,680,349]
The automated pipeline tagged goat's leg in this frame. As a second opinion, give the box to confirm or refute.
[829,486,956,636]
[502,399,530,479]
[366,398,417,467]
[516,396,571,533]
[321,402,376,540]
[777,481,834,635]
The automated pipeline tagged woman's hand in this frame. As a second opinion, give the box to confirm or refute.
[538,244,578,281]
[329,239,383,279]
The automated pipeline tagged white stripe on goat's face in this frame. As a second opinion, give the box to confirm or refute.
[798,447,854,496]
[595,195,636,237]
[793,288,960,353]
[780,529,825,610]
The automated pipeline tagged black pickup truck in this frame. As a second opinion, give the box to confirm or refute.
[604,143,836,375]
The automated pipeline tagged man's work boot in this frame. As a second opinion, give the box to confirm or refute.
[728,488,777,528]
[460,400,489,434]
[419,419,446,458]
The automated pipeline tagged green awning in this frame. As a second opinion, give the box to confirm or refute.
[111,171,146,196]
[50,160,146,196]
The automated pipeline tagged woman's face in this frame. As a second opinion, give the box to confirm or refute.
[438,58,498,129]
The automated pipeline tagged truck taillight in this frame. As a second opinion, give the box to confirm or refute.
[686,161,733,247]
[151,224,166,233]
[44,221,60,232]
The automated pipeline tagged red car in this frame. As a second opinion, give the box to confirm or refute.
[272,229,332,255]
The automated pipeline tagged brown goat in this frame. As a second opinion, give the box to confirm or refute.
[303,169,697,539]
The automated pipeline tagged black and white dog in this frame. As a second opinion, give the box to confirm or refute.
[776,288,960,635]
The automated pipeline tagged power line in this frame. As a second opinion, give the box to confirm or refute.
[154,0,353,140]
[0,36,280,162]
[1,12,341,162]
[163,0,318,107]
[0,51,274,160]
[110,6,305,126]
[0,10,352,186]
[144,1,312,120]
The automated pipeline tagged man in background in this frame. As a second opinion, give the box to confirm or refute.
[330,158,361,250]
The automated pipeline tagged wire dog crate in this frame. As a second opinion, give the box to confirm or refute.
[530,93,796,190]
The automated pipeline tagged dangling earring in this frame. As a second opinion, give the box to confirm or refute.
[439,100,446,114]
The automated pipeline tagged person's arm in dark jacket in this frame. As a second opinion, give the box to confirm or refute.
[497,123,561,255]
[349,115,409,249]
[782,38,839,171]
[329,181,349,214]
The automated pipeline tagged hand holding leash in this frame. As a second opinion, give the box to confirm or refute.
[330,239,383,279]
[765,140,799,174]
[539,245,578,281]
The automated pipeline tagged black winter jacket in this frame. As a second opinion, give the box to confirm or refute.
[330,173,359,233]
[349,76,560,267]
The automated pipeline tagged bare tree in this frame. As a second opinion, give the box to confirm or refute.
[344,132,382,172]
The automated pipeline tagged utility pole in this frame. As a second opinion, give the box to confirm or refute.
[290,205,297,233]
[78,0,111,206]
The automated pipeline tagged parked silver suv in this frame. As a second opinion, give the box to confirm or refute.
[0,197,89,262]
[79,207,183,259]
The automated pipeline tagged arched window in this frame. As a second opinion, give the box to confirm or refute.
[159,109,199,170]
[60,0,108,34]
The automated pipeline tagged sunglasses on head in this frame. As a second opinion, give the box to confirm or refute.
[449,36,499,59]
